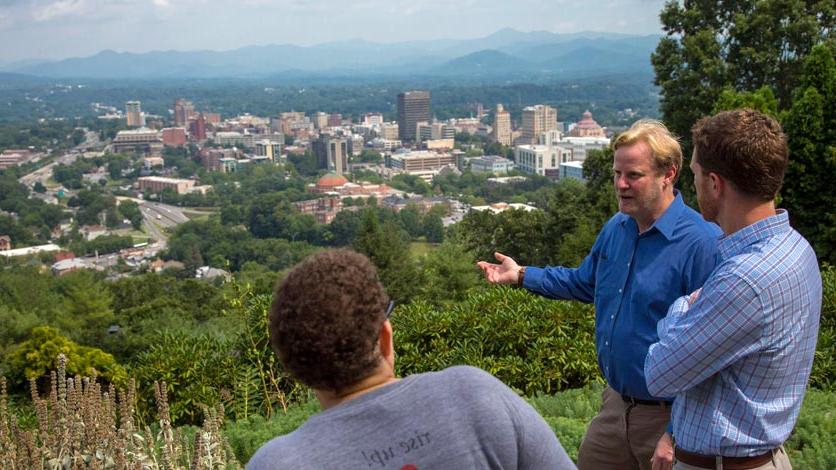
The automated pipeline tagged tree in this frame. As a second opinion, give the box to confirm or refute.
[118,200,143,229]
[712,86,779,116]
[399,205,423,238]
[58,271,115,346]
[353,209,419,303]
[423,212,445,243]
[418,240,482,305]
[652,0,832,200]
[32,181,46,193]
[326,210,362,246]
[782,44,836,263]
[4,326,127,390]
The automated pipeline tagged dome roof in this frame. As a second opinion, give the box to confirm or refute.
[316,173,349,188]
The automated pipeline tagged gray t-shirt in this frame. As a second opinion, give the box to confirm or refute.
[246,365,575,469]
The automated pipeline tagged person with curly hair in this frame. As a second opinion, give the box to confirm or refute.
[247,248,575,470]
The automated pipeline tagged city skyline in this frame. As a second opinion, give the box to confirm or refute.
[0,0,668,63]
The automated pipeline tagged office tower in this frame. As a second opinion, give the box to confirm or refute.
[125,101,144,127]
[189,113,207,141]
[314,112,329,130]
[521,104,558,144]
[492,104,512,146]
[397,90,430,142]
[174,99,194,127]
[313,135,348,176]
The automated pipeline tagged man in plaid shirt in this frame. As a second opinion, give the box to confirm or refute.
[644,109,822,470]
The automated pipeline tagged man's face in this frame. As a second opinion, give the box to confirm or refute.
[613,141,669,226]
[690,150,719,222]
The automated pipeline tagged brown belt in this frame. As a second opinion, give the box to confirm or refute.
[674,447,775,470]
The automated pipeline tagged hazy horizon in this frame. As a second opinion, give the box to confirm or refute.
[0,0,668,63]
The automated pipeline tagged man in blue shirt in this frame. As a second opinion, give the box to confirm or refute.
[479,119,720,470]
[645,109,821,470]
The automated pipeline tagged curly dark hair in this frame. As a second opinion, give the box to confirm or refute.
[692,109,788,201]
[269,249,389,391]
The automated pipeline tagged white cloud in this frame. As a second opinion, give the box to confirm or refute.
[153,0,170,6]
[32,0,87,22]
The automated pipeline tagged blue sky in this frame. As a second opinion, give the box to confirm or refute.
[0,0,668,62]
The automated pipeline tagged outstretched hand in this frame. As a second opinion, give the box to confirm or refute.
[476,252,521,285]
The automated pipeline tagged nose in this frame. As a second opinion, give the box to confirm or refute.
[615,175,629,190]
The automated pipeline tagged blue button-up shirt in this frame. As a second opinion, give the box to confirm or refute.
[523,192,720,400]
[645,211,821,456]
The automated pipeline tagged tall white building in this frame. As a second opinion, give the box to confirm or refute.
[514,130,572,177]
[492,104,512,146]
[125,101,145,127]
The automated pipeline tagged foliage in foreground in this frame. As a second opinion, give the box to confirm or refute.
[393,287,600,395]
[0,355,240,469]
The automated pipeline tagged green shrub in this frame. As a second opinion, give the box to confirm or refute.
[392,286,601,395]
[530,385,603,462]
[223,398,319,464]
[811,266,836,391]
[786,389,836,469]
[3,326,127,390]
[130,331,238,425]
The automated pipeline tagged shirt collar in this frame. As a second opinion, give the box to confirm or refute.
[620,190,684,240]
[718,209,790,261]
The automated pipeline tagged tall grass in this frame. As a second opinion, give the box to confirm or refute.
[0,354,240,469]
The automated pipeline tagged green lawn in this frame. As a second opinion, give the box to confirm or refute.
[409,240,439,258]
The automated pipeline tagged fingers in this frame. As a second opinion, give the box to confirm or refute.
[494,252,507,262]
[689,287,702,304]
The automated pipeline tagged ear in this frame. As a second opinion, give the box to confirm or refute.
[379,320,395,369]
[708,172,724,197]
[663,165,677,188]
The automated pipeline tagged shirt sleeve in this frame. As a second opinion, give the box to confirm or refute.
[681,234,720,293]
[520,230,602,303]
[644,270,765,397]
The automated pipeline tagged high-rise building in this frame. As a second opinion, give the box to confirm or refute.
[254,140,281,160]
[313,135,348,176]
[492,104,512,146]
[189,113,207,141]
[521,105,558,144]
[328,113,343,128]
[397,91,430,142]
[379,122,399,140]
[313,112,329,130]
[174,99,194,127]
[125,101,144,127]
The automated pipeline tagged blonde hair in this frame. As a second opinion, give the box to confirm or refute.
[613,119,683,183]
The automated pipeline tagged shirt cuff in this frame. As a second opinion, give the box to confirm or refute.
[657,295,690,340]
[520,266,545,290]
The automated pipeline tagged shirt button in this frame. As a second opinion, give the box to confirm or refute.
[611,314,615,319]
[627,262,631,267]
[605,341,609,346]
[618,288,622,293]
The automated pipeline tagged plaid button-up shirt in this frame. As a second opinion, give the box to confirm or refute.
[645,210,822,457]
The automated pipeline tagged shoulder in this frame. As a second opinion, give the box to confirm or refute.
[432,365,504,388]
[677,204,722,240]
[246,434,298,470]
[429,366,521,404]
[604,212,629,231]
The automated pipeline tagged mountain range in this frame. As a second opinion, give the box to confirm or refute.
[2,28,660,81]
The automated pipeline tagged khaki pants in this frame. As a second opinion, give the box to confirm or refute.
[578,386,671,470]
[674,447,792,470]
